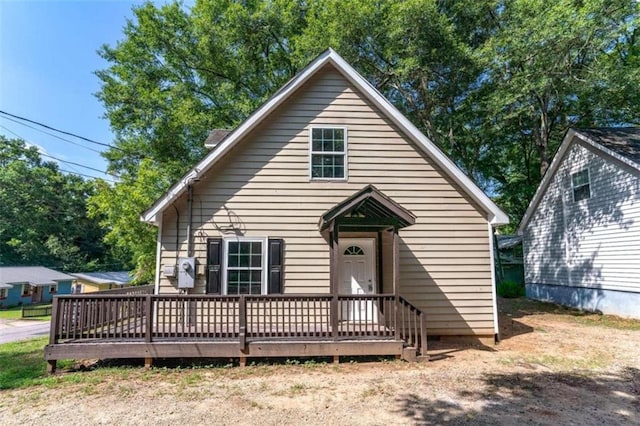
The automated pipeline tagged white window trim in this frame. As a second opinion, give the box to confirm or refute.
[571,167,591,202]
[49,284,58,294]
[309,125,348,181]
[221,237,268,295]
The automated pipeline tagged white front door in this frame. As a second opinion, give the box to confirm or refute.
[339,238,377,322]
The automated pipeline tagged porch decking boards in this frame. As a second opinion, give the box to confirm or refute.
[46,293,427,369]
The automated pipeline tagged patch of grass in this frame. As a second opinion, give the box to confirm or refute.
[0,306,24,320]
[0,337,49,389]
[288,383,307,395]
[0,305,51,321]
[497,281,525,298]
[500,297,640,331]
[571,314,640,331]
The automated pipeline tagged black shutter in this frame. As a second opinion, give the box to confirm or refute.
[268,238,284,294]
[206,238,223,294]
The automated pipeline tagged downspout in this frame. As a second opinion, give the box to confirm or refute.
[173,205,180,265]
[186,184,193,257]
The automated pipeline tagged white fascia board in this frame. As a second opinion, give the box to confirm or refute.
[517,129,576,235]
[142,48,508,226]
[328,53,509,225]
[141,50,336,225]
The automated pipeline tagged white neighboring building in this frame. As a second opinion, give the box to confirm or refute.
[519,128,640,318]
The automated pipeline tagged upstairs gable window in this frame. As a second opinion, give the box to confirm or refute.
[310,127,347,180]
[571,168,591,202]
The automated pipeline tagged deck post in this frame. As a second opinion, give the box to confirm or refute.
[46,360,57,374]
[49,295,60,345]
[330,224,339,341]
[420,312,428,357]
[239,295,247,351]
[392,229,400,341]
[144,357,153,368]
[145,294,153,343]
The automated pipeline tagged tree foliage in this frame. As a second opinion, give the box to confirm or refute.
[95,0,640,278]
[0,137,128,272]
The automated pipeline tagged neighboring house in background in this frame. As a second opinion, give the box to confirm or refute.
[142,49,509,338]
[519,128,640,319]
[495,235,524,286]
[71,271,133,293]
[0,266,74,308]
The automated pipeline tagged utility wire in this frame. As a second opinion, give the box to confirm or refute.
[0,124,120,179]
[0,109,128,153]
[0,114,103,154]
[58,168,116,183]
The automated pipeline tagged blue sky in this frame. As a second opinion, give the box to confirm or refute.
[0,0,144,180]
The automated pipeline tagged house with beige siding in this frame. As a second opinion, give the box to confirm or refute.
[44,50,508,370]
[519,128,640,319]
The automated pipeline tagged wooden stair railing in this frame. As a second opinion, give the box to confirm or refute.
[397,297,428,356]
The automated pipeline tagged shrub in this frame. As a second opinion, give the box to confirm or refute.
[497,280,525,298]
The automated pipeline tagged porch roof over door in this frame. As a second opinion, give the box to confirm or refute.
[318,185,416,231]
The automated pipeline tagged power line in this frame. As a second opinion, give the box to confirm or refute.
[0,109,128,153]
[59,168,116,183]
[0,114,103,154]
[0,124,120,179]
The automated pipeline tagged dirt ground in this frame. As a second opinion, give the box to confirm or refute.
[1,298,639,425]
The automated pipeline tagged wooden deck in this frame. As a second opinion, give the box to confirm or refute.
[45,291,427,371]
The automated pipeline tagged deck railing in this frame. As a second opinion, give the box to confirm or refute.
[49,293,427,354]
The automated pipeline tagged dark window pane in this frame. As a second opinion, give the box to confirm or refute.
[312,139,323,151]
[574,185,591,201]
[323,139,333,152]
[312,128,322,140]
[334,156,344,166]
[312,165,322,177]
[312,155,322,166]
[323,128,333,140]
[334,139,344,152]
[250,282,261,295]
[228,241,239,255]
[334,128,344,141]
[251,254,261,267]
[572,169,589,187]
[251,242,262,253]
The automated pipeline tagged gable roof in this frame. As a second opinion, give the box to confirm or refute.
[0,266,75,287]
[518,127,640,234]
[319,185,416,231]
[141,49,508,226]
[70,271,132,286]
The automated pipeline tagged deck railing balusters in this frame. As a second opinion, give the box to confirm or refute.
[49,294,425,354]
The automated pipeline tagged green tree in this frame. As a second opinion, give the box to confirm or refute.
[0,137,127,272]
[482,0,640,225]
[94,0,311,279]
[95,0,640,275]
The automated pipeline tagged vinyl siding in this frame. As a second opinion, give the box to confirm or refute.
[158,65,494,336]
[524,140,640,294]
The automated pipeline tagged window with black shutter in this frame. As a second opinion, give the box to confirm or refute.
[206,237,284,295]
